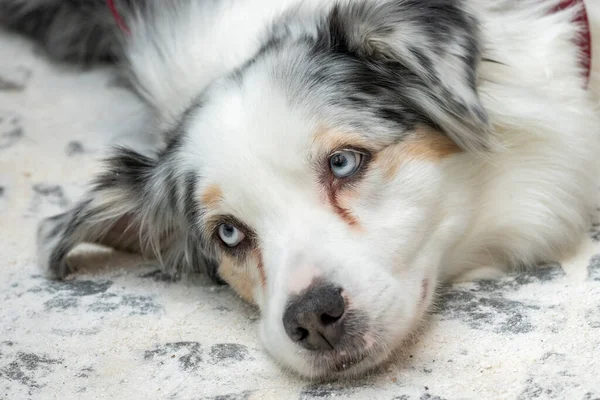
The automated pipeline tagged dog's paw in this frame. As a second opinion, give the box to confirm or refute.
[37,213,75,280]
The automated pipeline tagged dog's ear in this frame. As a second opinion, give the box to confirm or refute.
[37,147,223,283]
[321,0,492,152]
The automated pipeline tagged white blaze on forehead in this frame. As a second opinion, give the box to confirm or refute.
[182,70,322,227]
[288,264,321,295]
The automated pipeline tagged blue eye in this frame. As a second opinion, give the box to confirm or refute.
[218,223,245,247]
[329,150,363,178]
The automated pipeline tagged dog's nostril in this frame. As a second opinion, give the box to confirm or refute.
[292,327,309,342]
[320,311,342,326]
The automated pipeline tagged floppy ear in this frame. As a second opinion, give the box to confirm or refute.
[37,146,222,283]
[324,0,492,152]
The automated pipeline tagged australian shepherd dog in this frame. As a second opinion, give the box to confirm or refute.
[2,0,599,379]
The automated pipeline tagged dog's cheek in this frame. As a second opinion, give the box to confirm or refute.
[217,255,260,305]
[331,187,363,230]
[217,250,267,306]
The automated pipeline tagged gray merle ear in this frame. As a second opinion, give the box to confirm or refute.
[322,0,492,152]
[37,146,223,284]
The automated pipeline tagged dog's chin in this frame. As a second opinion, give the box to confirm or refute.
[296,344,384,381]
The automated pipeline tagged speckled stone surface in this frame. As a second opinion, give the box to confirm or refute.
[1,28,600,400]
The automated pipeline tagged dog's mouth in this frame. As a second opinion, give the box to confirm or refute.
[307,347,370,376]
[309,332,376,376]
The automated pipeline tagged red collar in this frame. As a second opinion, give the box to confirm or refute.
[106,0,592,86]
[556,0,592,86]
[107,0,130,34]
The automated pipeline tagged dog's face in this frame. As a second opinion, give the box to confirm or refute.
[186,78,463,377]
[39,1,491,379]
[173,2,489,377]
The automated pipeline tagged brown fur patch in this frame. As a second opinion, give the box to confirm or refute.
[253,248,267,288]
[376,127,461,181]
[331,192,362,229]
[218,249,267,305]
[218,256,257,304]
[200,184,223,210]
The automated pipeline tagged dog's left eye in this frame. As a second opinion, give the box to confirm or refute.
[329,150,363,178]
[218,223,245,247]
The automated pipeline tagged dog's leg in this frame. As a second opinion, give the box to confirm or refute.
[37,200,142,278]
[36,146,221,282]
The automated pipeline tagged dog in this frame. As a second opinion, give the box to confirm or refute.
[2,0,599,379]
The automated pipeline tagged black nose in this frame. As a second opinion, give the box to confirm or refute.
[283,283,346,351]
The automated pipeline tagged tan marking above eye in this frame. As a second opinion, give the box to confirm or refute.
[200,183,223,210]
[312,126,377,156]
[375,126,461,181]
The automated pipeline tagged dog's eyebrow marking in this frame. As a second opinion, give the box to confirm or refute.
[375,126,461,181]
[200,183,223,210]
[312,126,377,154]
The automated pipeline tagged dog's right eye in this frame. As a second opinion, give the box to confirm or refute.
[329,150,364,178]
[218,223,245,247]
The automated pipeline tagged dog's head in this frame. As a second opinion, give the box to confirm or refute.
[40,0,490,378]
[184,1,489,377]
